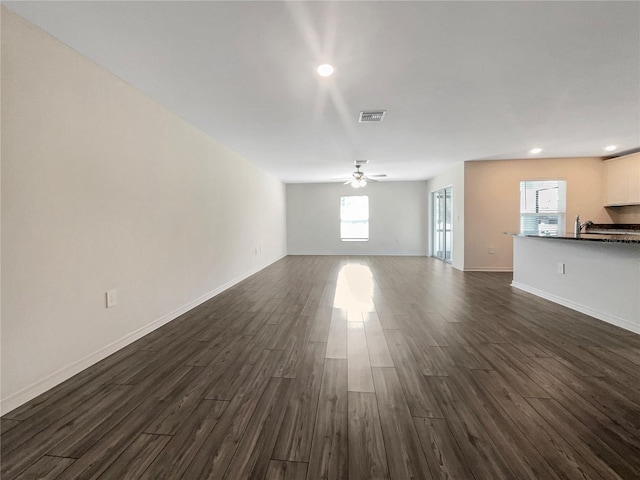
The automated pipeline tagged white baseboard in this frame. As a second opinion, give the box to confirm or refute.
[287,252,427,256]
[0,255,286,416]
[511,281,640,335]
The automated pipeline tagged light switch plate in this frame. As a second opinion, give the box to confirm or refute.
[106,289,117,308]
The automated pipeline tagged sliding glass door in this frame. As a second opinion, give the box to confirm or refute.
[432,187,452,262]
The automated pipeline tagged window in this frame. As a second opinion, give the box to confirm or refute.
[520,180,567,236]
[340,195,369,241]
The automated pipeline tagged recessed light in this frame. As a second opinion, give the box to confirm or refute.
[317,64,334,77]
[605,145,617,152]
[530,148,542,154]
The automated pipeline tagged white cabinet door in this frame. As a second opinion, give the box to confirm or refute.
[628,155,640,204]
[604,153,640,206]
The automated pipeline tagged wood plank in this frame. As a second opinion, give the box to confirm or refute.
[179,349,283,479]
[273,315,313,378]
[372,367,433,480]
[96,433,170,480]
[532,360,640,472]
[528,397,635,480]
[308,304,333,343]
[473,368,608,480]
[265,460,308,480]
[204,336,269,400]
[139,399,228,480]
[439,344,492,370]
[425,375,516,480]
[184,329,235,367]
[535,356,640,439]
[474,343,550,398]
[47,364,200,459]
[2,380,133,457]
[307,358,348,480]
[1,384,132,479]
[144,334,251,434]
[273,342,326,462]
[384,329,443,418]
[606,346,640,367]
[13,456,74,480]
[371,295,399,329]
[53,365,202,480]
[401,333,450,377]
[347,392,390,480]
[326,309,347,359]
[363,312,394,367]
[452,368,563,480]
[1,418,20,435]
[413,417,475,480]
[223,377,295,480]
[347,321,375,392]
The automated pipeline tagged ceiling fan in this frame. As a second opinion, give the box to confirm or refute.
[340,161,387,188]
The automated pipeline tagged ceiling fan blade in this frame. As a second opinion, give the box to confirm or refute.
[363,177,379,182]
[343,179,353,185]
[368,174,387,177]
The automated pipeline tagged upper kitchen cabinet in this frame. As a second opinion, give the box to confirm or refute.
[604,152,640,206]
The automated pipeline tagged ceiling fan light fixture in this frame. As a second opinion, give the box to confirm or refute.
[350,176,367,188]
[317,64,334,77]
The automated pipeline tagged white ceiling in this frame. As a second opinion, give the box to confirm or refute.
[5,1,640,183]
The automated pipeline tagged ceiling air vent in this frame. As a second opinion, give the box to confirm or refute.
[359,110,386,123]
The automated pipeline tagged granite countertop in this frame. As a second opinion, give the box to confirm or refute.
[506,224,640,244]
[507,232,640,244]
[585,223,640,235]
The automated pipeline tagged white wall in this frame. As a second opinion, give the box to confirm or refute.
[425,162,465,270]
[1,9,287,414]
[287,181,428,255]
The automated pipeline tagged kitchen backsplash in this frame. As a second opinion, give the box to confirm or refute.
[606,205,640,223]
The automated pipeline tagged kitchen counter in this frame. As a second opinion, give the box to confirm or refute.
[509,233,640,243]
[510,235,639,334]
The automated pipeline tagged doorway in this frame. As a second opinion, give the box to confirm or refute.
[432,187,452,262]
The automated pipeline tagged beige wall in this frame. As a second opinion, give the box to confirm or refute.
[464,157,612,271]
[1,9,287,413]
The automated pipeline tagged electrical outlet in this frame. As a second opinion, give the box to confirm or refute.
[557,263,565,274]
[106,289,117,308]
[488,246,495,254]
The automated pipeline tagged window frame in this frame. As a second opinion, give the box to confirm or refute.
[340,195,369,242]
[519,180,567,236]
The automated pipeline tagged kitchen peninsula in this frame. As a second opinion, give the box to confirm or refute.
[510,231,640,334]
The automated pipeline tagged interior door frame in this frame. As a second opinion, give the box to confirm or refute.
[431,186,453,263]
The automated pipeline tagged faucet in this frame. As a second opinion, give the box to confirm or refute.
[574,215,593,238]
[580,220,594,230]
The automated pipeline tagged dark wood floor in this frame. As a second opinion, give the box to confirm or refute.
[3,256,640,480]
